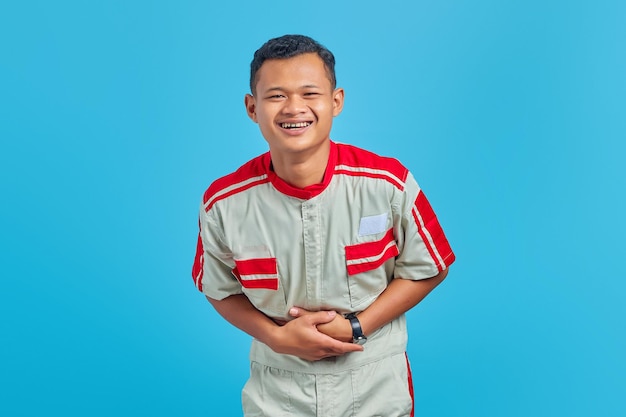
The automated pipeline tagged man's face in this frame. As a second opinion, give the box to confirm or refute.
[245,53,344,158]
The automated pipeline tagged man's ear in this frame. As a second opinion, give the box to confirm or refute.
[244,94,258,123]
[332,88,345,117]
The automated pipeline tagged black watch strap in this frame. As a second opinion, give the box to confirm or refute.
[346,313,367,345]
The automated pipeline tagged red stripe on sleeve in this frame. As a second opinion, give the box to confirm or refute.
[413,191,455,270]
[191,232,204,292]
[232,260,279,290]
[238,278,279,290]
[234,258,278,275]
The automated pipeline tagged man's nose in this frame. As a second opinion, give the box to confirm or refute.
[282,95,306,114]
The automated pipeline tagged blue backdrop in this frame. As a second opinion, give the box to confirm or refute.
[2,1,624,416]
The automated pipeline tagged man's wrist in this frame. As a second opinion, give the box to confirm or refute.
[346,313,367,345]
[341,316,354,342]
[264,319,288,354]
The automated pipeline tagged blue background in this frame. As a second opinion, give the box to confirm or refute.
[2,1,624,415]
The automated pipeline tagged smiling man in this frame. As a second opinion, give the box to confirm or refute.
[192,34,455,417]
[244,51,343,188]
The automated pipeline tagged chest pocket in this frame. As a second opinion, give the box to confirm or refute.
[344,228,399,309]
[232,256,287,317]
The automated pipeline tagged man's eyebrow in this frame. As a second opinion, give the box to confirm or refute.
[263,84,321,93]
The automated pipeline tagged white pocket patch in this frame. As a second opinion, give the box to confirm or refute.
[358,212,388,236]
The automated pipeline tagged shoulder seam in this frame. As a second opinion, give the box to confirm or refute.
[334,143,409,190]
[202,153,269,211]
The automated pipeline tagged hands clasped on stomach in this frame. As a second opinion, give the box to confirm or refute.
[270,307,363,361]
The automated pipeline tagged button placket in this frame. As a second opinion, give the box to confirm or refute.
[302,201,323,308]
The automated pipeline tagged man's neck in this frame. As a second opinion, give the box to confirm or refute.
[269,142,331,189]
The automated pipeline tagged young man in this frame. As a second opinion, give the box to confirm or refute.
[192,34,455,416]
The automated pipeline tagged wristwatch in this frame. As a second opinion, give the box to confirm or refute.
[346,313,367,345]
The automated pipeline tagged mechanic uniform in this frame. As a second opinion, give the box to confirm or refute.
[192,140,455,417]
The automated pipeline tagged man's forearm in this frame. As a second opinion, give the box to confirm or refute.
[357,269,448,336]
[207,294,363,361]
[298,269,449,342]
[207,294,279,346]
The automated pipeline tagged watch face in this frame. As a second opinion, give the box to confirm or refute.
[354,336,367,345]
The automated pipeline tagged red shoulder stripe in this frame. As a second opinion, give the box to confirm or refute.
[334,143,409,190]
[202,153,269,212]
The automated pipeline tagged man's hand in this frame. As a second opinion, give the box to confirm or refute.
[283,270,449,351]
[270,309,363,361]
[289,307,353,343]
[208,295,362,362]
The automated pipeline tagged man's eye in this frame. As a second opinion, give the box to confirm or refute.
[268,95,285,99]
[304,92,320,97]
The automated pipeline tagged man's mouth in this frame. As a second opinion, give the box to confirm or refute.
[280,122,312,129]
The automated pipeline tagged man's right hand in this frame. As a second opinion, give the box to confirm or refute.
[207,295,362,362]
[269,309,363,361]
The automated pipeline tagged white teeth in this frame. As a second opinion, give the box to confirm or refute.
[281,122,310,128]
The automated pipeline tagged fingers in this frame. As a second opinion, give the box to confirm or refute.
[282,307,363,360]
[315,340,364,360]
[289,307,307,317]
[334,340,364,353]
[318,336,364,356]
[289,307,337,324]
[304,344,363,361]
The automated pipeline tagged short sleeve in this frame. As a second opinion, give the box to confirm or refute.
[393,172,455,280]
[191,202,243,300]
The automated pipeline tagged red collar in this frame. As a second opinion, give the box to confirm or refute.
[264,141,337,200]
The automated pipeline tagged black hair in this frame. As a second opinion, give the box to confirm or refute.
[249,34,336,94]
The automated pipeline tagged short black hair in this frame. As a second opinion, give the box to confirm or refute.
[249,34,336,94]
